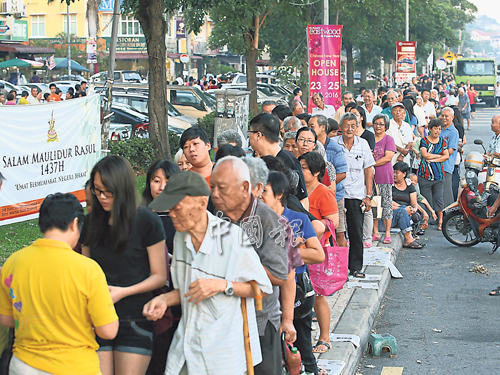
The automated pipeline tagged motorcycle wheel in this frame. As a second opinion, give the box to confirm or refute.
[442,210,480,247]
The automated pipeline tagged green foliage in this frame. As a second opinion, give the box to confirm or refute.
[168,131,181,158]
[204,57,233,75]
[109,137,156,175]
[195,111,215,145]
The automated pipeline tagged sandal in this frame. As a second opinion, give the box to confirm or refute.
[416,228,425,236]
[372,234,381,242]
[363,242,372,248]
[312,340,331,354]
[438,222,442,231]
[352,270,366,278]
[489,287,500,296]
[383,236,392,244]
[403,241,424,249]
[421,220,429,230]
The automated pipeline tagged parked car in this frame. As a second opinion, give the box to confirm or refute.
[228,73,281,85]
[109,103,184,141]
[90,70,143,83]
[219,84,286,104]
[25,83,49,93]
[0,80,22,96]
[112,92,197,129]
[55,74,87,82]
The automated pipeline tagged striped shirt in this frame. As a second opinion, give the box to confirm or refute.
[165,211,273,375]
[418,137,448,181]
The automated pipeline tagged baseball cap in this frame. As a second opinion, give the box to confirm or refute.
[148,171,210,211]
[391,102,405,110]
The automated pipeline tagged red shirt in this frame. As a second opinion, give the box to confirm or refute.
[467,90,476,105]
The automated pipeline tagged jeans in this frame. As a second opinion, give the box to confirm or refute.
[344,198,364,272]
[293,312,318,374]
[392,206,413,234]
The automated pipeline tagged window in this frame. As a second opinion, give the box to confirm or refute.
[101,14,112,37]
[31,15,45,37]
[63,14,77,35]
[120,15,142,36]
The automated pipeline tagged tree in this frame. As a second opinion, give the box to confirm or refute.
[208,0,278,115]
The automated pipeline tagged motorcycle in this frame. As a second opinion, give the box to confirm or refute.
[442,139,500,254]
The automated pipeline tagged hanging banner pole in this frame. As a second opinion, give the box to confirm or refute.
[395,41,417,86]
[307,25,343,113]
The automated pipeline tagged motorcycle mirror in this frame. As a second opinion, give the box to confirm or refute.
[474,139,483,145]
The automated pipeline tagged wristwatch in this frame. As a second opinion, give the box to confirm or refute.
[365,194,373,200]
[224,280,234,296]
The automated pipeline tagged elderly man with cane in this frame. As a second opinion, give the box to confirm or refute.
[143,171,272,375]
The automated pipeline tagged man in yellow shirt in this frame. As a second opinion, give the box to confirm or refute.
[0,193,119,375]
[18,91,29,105]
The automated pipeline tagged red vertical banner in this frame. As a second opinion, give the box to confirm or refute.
[395,41,417,85]
[307,25,343,113]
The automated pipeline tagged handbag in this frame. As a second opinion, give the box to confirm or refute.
[371,184,382,220]
[308,219,349,296]
[294,265,315,319]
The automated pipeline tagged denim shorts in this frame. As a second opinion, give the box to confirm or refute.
[97,318,154,356]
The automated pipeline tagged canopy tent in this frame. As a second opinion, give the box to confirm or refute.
[53,58,89,72]
[20,59,44,67]
[0,58,33,68]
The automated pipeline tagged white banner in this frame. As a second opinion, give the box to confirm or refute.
[0,95,101,226]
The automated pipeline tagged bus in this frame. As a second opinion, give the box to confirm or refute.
[455,58,497,107]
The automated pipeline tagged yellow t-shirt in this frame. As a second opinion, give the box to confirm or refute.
[0,238,118,375]
[18,97,29,105]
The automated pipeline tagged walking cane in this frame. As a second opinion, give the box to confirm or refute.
[241,280,263,375]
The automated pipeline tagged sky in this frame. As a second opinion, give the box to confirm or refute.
[472,0,500,23]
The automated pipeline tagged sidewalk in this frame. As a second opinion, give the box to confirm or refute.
[312,232,404,375]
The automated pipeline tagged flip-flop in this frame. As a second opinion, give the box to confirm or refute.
[372,234,381,241]
[403,241,424,249]
[352,270,365,278]
[383,236,392,244]
[489,286,500,296]
[363,242,372,248]
[312,340,331,353]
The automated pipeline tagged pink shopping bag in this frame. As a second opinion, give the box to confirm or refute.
[308,218,349,296]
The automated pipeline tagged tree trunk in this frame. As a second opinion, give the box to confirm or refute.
[345,43,354,88]
[244,16,260,116]
[360,62,367,84]
[137,0,171,160]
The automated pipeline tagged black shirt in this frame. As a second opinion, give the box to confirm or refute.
[361,129,375,151]
[392,183,416,206]
[276,149,308,201]
[82,206,166,318]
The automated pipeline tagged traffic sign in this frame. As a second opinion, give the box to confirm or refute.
[443,50,456,63]
[180,54,189,64]
[436,58,447,70]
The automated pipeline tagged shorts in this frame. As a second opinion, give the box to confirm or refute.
[336,197,346,233]
[471,103,476,112]
[97,318,154,356]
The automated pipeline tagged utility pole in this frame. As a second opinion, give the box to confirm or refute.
[67,3,71,78]
[186,31,191,81]
[323,0,329,24]
[101,0,121,155]
[405,0,409,41]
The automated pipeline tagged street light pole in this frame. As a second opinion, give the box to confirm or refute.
[405,0,409,41]
[323,0,329,25]
[67,3,71,77]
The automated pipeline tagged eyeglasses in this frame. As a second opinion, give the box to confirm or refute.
[296,138,315,145]
[373,122,386,127]
[91,187,114,199]
[247,130,259,136]
[343,124,358,130]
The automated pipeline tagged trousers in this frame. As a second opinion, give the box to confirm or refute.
[293,311,317,374]
[344,198,364,272]
[443,172,454,208]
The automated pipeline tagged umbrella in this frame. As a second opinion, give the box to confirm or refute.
[0,58,33,68]
[53,58,89,72]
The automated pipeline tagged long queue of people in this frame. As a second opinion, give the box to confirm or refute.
[0,76,470,375]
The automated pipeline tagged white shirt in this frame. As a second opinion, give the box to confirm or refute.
[413,104,427,127]
[361,104,382,133]
[445,96,459,106]
[495,86,500,97]
[422,100,436,121]
[333,135,375,200]
[312,104,336,119]
[166,211,273,375]
[387,119,413,165]
[28,95,39,105]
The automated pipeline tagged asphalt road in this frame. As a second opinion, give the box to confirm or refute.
[357,104,500,375]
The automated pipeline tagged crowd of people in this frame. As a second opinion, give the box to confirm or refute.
[0,80,87,106]
[0,72,479,375]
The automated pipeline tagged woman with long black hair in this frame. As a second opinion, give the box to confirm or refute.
[82,155,167,375]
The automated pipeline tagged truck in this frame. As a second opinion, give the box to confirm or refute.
[454,58,498,107]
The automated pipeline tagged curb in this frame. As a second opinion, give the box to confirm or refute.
[319,232,403,375]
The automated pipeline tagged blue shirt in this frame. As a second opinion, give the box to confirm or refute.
[440,125,459,174]
[282,207,317,241]
[324,137,348,201]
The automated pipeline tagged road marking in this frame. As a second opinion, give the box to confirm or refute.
[380,367,404,375]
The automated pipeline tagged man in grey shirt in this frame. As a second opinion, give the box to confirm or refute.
[210,156,289,375]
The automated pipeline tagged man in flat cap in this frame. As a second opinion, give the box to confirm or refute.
[143,170,272,375]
